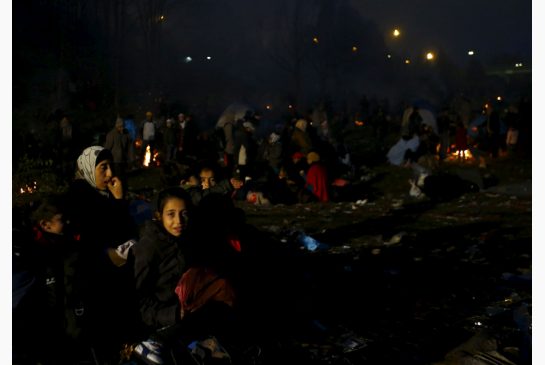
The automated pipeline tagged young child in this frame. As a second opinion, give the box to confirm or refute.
[132,187,194,363]
[13,197,83,364]
[132,187,237,364]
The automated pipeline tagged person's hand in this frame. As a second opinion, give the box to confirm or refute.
[107,176,123,199]
[106,247,127,267]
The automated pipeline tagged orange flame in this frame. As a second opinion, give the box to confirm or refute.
[19,181,37,195]
[143,145,151,167]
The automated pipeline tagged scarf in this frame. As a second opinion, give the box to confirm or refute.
[76,146,104,189]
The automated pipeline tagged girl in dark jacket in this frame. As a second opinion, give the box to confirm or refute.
[132,187,193,363]
[132,188,237,365]
[133,187,191,330]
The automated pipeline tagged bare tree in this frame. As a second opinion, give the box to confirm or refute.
[134,0,168,102]
[260,0,320,111]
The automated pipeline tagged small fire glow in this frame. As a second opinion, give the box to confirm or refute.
[19,181,38,195]
[354,120,365,126]
[135,138,143,149]
[143,145,151,167]
[143,145,160,167]
[449,149,473,161]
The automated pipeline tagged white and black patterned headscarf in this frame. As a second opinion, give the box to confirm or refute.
[76,146,109,188]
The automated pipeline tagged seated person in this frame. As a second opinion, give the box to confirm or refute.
[186,164,245,206]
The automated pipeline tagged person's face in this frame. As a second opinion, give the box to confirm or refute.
[95,160,113,190]
[188,175,199,186]
[200,170,216,189]
[231,178,244,190]
[160,197,189,237]
[41,214,64,235]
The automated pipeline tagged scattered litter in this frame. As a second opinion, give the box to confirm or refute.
[384,232,407,246]
[337,335,368,353]
[298,233,330,252]
[391,199,403,209]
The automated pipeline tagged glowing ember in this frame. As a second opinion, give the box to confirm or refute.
[449,149,473,161]
[19,181,38,195]
[354,120,365,126]
[153,150,160,166]
[143,145,151,167]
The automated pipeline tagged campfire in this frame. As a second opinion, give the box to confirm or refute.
[142,145,160,167]
[446,145,474,162]
[19,181,37,195]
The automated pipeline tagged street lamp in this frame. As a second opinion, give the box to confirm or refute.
[393,29,400,37]
[426,52,435,61]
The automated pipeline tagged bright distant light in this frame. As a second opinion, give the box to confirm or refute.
[393,29,400,37]
[184,56,192,63]
[405,59,410,64]
[468,50,475,56]
[312,37,319,44]
[206,56,212,60]
[288,104,293,109]
[515,63,523,68]
[387,54,392,59]
[266,105,272,110]
[426,52,434,60]
[352,46,358,52]
[159,15,165,21]
[497,96,502,101]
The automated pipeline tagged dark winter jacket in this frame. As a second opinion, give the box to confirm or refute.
[66,179,136,251]
[65,179,139,345]
[31,228,83,339]
[132,220,188,329]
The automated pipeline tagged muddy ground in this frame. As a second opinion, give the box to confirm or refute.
[126,156,532,365]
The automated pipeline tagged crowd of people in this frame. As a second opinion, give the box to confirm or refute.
[13,144,274,365]
[12,94,531,364]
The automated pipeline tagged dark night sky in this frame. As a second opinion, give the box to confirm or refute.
[351,0,532,65]
[153,0,533,109]
[164,0,532,67]
[7,0,535,117]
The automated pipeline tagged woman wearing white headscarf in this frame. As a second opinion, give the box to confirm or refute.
[66,146,140,360]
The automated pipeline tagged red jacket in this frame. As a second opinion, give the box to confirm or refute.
[305,163,329,202]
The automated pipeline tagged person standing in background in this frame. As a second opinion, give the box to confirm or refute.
[104,117,130,188]
[142,111,156,161]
